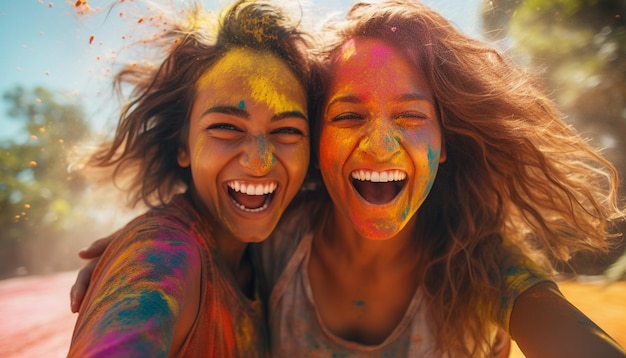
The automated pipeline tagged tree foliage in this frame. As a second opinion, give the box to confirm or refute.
[0,86,92,278]
[482,0,626,275]
[483,0,626,171]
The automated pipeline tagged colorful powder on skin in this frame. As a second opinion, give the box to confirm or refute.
[337,39,357,63]
[322,39,445,239]
[425,144,439,193]
[197,48,304,115]
[241,136,275,173]
[353,300,366,307]
[383,132,399,154]
[194,48,303,174]
[400,205,411,221]
[370,42,393,62]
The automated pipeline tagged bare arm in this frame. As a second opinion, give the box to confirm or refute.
[510,281,626,358]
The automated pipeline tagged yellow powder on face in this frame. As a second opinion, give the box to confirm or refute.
[197,48,303,114]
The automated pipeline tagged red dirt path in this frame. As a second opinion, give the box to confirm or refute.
[0,271,77,357]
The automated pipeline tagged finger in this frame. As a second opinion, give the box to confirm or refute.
[78,236,112,259]
[70,259,98,313]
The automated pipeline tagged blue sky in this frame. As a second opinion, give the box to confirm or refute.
[0,0,482,143]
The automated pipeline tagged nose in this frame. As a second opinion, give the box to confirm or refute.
[240,135,275,176]
[358,120,400,161]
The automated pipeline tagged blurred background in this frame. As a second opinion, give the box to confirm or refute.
[0,0,625,356]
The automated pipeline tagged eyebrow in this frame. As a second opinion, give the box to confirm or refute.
[325,92,434,110]
[202,105,308,122]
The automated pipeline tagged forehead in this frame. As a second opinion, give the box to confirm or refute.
[328,38,431,100]
[332,38,415,76]
[196,48,306,113]
[335,38,396,65]
[199,47,298,87]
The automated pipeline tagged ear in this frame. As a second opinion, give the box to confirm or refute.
[177,147,190,168]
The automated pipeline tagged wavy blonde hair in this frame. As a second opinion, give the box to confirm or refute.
[83,0,317,208]
[313,0,626,355]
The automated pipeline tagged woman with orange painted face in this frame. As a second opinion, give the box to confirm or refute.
[259,1,626,357]
[71,0,626,357]
[67,1,316,356]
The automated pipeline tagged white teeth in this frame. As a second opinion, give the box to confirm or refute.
[231,199,270,213]
[227,180,277,212]
[227,181,277,195]
[351,170,407,182]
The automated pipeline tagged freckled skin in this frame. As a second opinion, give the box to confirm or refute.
[319,39,446,240]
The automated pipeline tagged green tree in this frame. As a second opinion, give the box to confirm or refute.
[483,0,626,171]
[482,0,626,276]
[0,86,92,278]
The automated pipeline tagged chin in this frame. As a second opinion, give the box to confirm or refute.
[361,232,399,241]
[234,229,274,244]
[356,221,403,241]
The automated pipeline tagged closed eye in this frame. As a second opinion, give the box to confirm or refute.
[205,122,245,140]
[272,127,304,135]
[272,126,307,144]
[395,111,428,120]
[206,123,243,132]
[332,112,364,122]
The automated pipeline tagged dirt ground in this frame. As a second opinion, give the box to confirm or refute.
[509,279,626,357]
[0,271,624,357]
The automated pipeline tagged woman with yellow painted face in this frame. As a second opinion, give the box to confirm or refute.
[67,1,316,356]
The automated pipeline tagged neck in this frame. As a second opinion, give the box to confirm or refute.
[213,225,254,298]
[214,228,250,274]
[187,190,250,278]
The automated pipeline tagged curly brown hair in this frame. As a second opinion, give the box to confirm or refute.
[85,0,317,208]
[314,0,626,355]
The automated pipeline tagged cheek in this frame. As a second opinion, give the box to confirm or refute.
[403,126,442,160]
[286,141,310,178]
[426,144,441,174]
[405,132,442,198]
[191,134,207,170]
[318,127,347,178]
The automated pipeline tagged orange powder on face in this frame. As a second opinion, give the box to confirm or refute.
[240,135,275,174]
[196,48,303,114]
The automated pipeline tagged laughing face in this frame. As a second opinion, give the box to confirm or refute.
[319,38,445,240]
[178,48,310,243]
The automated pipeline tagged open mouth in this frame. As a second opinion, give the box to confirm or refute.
[350,170,407,205]
[227,180,277,213]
